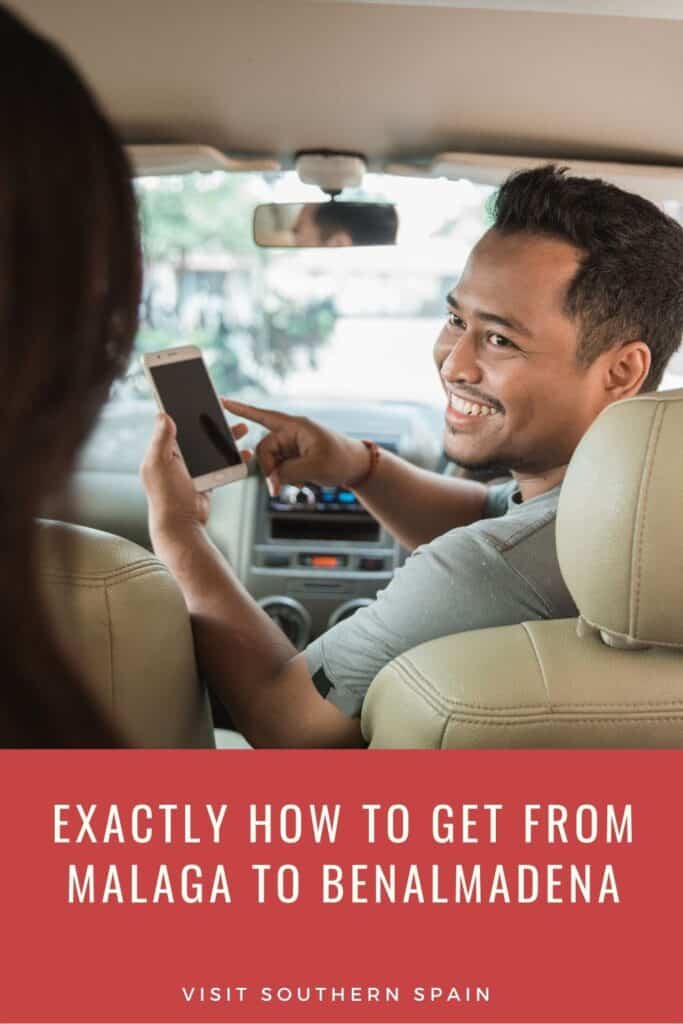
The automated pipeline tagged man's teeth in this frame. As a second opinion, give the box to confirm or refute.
[450,394,499,416]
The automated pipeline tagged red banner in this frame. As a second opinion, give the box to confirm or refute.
[1,750,681,1024]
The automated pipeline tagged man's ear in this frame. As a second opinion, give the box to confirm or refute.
[604,341,651,399]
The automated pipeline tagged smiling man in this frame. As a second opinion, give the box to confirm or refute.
[141,165,683,747]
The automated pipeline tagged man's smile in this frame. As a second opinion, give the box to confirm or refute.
[444,390,504,429]
[449,393,501,416]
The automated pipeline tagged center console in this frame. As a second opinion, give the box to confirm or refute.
[247,442,403,648]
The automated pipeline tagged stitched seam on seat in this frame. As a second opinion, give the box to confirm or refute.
[628,392,682,404]
[392,652,683,712]
[521,622,551,705]
[437,714,450,750]
[393,655,547,716]
[103,581,114,710]
[532,700,683,710]
[391,661,456,717]
[630,403,664,637]
[41,556,163,577]
[393,657,488,716]
[443,714,683,727]
[86,566,169,589]
[579,611,683,649]
[41,565,168,586]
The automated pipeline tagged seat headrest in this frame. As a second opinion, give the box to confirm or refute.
[37,519,214,748]
[556,388,683,649]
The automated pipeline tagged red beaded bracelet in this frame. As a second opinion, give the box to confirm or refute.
[349,439,380,489]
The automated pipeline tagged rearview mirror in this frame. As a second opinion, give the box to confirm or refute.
[253,201,399,248]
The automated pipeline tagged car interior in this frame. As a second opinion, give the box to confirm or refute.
[16,0,683,748]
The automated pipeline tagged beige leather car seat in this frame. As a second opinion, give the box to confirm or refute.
[38,520,215,747]
[362,389,683,748]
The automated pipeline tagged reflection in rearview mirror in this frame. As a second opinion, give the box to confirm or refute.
[253,201,399,248]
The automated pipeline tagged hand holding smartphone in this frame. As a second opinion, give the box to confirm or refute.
[142,345,247,491]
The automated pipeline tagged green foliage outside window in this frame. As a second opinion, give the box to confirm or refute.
[134,175,338,395]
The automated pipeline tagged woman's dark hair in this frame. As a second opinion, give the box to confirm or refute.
[0,5,142,745]
[493,164,683,391]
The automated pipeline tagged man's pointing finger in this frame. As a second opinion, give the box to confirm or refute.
[221,397,285,431]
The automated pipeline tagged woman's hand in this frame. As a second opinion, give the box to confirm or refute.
[140,413,251,539]
[221,398,370,495]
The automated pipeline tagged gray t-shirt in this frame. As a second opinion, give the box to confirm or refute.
[304,479,577,715]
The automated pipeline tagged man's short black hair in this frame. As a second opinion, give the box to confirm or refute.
[492,165,683,391]
[313,201,398,245]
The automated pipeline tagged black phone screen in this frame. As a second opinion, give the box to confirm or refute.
[149,359,241,477]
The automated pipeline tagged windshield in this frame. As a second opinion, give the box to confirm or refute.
[121,171,683,412]
[123,171,496,411]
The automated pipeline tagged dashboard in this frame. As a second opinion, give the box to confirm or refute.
[250,452,400,648]
[70,397,443,650]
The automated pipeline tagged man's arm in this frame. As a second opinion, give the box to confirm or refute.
[141,414,363,749]
[350,447,486,550]
[222,399,487,551]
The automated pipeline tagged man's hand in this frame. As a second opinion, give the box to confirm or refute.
[140,413,251,538]
[221,398,370,495]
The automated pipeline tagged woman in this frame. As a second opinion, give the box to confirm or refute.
[0,4,142,745]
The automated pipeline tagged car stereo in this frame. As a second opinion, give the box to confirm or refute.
[267,440,398,517]
[249,437,404,648]
[269,483,367,515]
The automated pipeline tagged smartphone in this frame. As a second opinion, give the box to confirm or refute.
[142,345,247,491]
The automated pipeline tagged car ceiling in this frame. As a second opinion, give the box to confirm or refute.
[10,0,683,167]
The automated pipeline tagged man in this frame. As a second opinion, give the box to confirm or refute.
[141,165,683,747]
[292,200,399,246]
